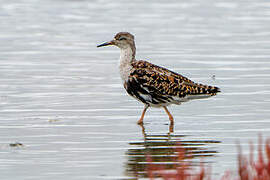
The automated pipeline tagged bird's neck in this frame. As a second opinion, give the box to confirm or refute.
[119,46,136,82]
[119,45,136,65]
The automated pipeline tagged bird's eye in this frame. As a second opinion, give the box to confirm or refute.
[119,37,127,41]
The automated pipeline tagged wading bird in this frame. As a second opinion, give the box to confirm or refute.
[97,32,220,124]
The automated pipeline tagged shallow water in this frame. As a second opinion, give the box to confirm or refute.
[1,0,270,179]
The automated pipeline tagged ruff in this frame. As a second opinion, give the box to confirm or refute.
[97,32,220,125]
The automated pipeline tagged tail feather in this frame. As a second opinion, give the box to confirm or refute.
[206,85,221,95]
[186,83,221,96]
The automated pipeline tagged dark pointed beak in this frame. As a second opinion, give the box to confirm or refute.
[97,40,114,48]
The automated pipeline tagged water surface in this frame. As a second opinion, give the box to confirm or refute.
[1,0,270,179]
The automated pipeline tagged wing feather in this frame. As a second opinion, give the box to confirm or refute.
[130,60,220,100]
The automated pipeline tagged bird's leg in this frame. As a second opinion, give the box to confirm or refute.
[169,121,174,133]
[138,123,147,139]
[163,106,174,124]
[137,104,149,125]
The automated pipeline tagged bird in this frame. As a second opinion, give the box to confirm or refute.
[97,32,220,125]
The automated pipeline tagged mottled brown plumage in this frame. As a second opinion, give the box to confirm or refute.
[97,32,220,124]
[132,60,219,96]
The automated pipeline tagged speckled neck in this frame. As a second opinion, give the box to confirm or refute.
[120,46,135,63]
[119,46,136,82]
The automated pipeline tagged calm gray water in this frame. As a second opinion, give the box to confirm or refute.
[1,0,270,179]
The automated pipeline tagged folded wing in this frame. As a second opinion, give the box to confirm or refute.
[124,60,220,106]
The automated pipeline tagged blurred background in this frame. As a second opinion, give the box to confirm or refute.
[1,0,270,179]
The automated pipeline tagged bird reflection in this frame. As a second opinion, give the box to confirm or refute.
[124,123,221,179]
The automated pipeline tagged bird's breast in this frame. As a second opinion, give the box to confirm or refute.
[119,62,132,82]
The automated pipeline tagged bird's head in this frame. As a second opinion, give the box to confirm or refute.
[97,32,135,49]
